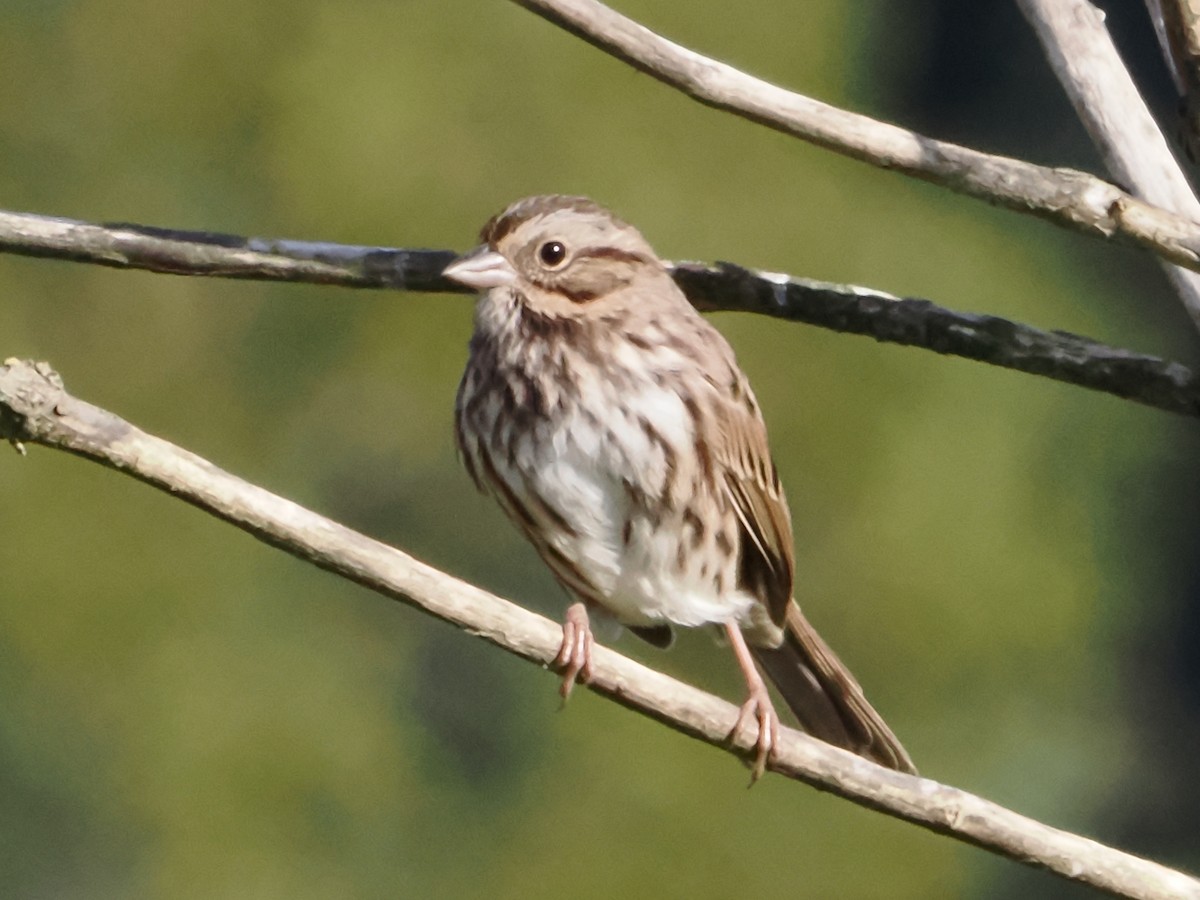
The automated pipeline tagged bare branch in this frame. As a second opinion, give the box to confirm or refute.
[1018,0,1200,328]
[1146,0,1186,93]
[1146,0,1200,161]
[0,357,1196,900]
[2,208,1197,418]
[0,209,463,291]
[509,0,1200,275]
[676,263,1200,418]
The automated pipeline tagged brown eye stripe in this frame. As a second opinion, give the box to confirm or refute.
[522,272,599,303]
[559,286,599,304]
[575,247,652,265]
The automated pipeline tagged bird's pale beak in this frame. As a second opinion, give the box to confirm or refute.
[443,247,518,290]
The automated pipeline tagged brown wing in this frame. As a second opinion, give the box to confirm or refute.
[710,372,795,628]
[707,362,917,772]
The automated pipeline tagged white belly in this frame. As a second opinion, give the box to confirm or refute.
[519,393,754,630]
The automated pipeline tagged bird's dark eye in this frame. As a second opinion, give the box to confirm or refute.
[539,241,567,267]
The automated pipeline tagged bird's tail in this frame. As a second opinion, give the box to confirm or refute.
[750,604,916,774]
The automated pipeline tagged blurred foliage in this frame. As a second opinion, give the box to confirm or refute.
[1,0,1198,897]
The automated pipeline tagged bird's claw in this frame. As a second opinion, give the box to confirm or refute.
[730,685,781,784]
[554,602,595,701]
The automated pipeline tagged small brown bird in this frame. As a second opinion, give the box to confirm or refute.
[444,195,914,777]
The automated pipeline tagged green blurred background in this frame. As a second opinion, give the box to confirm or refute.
[2,0,1198,896]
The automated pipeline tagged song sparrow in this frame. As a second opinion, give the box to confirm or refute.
[444,195,915,778]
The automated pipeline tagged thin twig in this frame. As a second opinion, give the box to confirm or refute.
[1145,0,1200,161]
[1018,0,1200,329]
[1146,0,1186,93]
[510,0,1200,274]
[0,357,1196,900]
[2,208,1197,417]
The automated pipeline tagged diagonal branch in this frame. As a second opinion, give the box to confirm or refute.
[2,208,1198,417]
[0,356,1197,900]
[509,0,1200,280]
[1145,0,1200,161]
[1018,0,1200,328]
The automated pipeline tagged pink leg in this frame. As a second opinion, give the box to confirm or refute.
[724,622,781,783]
[554,602,595,700]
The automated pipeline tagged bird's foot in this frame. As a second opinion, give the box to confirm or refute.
[731,679,781,784]
[554,602,595,701]
[723,622,781,783]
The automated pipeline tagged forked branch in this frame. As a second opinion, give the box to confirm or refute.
[1018,0,1200,326]
[510,0,1200,293]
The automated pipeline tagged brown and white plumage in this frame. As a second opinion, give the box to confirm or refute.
[445,195,915,777]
